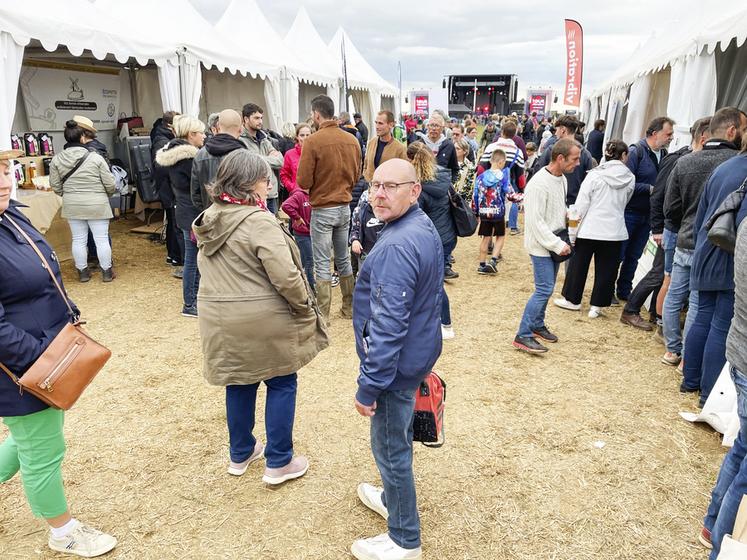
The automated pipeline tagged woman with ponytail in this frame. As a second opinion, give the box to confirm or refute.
[554,140,635,318]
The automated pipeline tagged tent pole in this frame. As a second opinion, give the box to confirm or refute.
[128,62,139,116]
[177,48,186,114]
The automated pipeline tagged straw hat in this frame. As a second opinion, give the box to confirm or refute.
[0,149,24,161]
[73,115,97,133]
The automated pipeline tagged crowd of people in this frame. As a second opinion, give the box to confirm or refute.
[1,93,746,559]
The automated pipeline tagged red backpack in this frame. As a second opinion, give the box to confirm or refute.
[413,372,446,447]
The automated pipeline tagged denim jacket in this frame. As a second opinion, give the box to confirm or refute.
[353,204,443,406]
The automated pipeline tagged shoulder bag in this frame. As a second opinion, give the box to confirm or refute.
[0,215,111,410]
[705,178,747,254]
[448,186,478,237]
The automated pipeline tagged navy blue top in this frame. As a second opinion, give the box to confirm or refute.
[625,138,665,217]
[691,154,747,292]
[0,202,75,417]
[353,204,443,406]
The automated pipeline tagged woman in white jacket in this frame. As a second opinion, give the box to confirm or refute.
[555,140,635,318]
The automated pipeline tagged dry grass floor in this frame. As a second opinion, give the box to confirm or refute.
[0,217,726,559]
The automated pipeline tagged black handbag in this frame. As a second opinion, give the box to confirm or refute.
[705,179,746,254]
[447,186,478,237]
[550,228,573,263]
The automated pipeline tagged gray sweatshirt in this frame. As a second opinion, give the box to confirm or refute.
[726,220,747,375]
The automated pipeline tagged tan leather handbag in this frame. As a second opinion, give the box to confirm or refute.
[0,214,111,410]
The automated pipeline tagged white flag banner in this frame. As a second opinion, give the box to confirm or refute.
[19,65,120,131]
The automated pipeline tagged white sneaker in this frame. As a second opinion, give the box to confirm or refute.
[553,297,581,311]
[588,306,604,318]
[262,455,309,485]
[441,325,455,340]
[357,483,388,519]
[48,521,117,558]
[227,440,264,476]
[351,533,422,560]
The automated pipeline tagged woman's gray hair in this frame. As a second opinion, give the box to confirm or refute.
[207,112,220,131]
[207,150,272,205]
[280,121,296,139]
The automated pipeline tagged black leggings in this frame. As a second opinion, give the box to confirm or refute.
[561,238,622,307]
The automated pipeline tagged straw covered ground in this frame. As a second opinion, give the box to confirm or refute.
[0,217,727,559]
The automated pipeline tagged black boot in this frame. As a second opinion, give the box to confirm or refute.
[102,268,114,283]
[78,267,91,283]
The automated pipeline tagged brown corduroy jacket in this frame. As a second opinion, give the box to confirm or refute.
[362,136,408,182]
[296,120,361,208]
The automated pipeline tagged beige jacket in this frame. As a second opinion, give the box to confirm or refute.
[50,146,116,220]
[362,136,408,182]
[193,203,329,386]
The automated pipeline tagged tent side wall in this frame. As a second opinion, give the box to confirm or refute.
[716,38,747,111]
[198,68,277,129]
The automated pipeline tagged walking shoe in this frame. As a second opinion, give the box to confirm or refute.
[448,254,455,264]
[48,521,117,558]
[494,254,503,263]
[620,312,653,331]
[532,326,558,343]
[512,335,548,354]
[679,382,699,394]
[172,267,184,279]
[553,297,581,311]
[588,306,604,318]
[609,296,620,307]
[181,306,198,318]
[477,263,496,275]
[351,533,421,560]
[78,267,91,283]
[441,324,455,340]
[262,455,309,485]
[654,325,665,344]
[698,527,713,549]
[357,483,388,519]
[677,360,684,375]
[101,268,114,283]
[228,441,265,476]
[661,351,681,366]
[443,266,459,280]
[510,228,520,235]
[331,272,340,288]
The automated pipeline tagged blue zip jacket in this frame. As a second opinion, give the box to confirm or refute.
[626,138,664,217]
[472,168,512,219]
[691,154,747,292]
[353,204,443,406]
[0,202,76,417]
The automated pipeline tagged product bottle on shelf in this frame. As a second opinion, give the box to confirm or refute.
[27,161,37,186]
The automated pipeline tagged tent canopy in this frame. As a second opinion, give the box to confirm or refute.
[283,7,339,87]
[328,27,396,96]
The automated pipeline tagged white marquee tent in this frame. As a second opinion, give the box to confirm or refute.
[585,5,747,151]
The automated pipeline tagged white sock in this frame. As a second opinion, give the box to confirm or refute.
[51,518,79,539]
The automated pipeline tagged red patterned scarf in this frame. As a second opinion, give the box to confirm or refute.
[218,192,269,212]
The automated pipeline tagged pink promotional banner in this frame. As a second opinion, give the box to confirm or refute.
[564,19,583,107]
[529,94,546,113]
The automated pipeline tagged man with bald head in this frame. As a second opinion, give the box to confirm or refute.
[191,109,247,212]
[351,159,443,560]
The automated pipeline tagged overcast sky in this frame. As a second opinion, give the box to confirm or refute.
[189,0,719,102]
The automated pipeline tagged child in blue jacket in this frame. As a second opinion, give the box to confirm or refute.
[472,149,513,274]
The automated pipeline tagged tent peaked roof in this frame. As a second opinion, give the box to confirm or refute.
[215,0,311,82]
[284,6,339,86]
[96,0,277,77]
[328,27,396,95]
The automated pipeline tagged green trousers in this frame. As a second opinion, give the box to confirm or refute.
[1,407,68,518]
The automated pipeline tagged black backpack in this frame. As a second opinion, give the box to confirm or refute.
[129,142,159,203]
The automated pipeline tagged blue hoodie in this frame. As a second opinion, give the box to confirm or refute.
[472,168,512,219]
[353,204,443,406]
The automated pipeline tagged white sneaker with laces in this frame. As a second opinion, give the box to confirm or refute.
[357,483,388,519]
[553,297,581,311]
[441,325,455,340]
[588,306,604,318]
[48,521,117,558]
[227,440,265,476]
[351,533,422,560]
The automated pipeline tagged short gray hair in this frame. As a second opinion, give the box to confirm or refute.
[207,150,271,205]
[207,112,220,131]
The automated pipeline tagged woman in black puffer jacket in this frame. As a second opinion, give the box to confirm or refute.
[407,142,457,339]
[155,116,206,318]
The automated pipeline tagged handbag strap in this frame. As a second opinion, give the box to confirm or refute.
[60,152,91,186]
[3,214,77,320]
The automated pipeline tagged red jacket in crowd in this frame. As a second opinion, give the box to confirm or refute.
[280,143,302,193]
[281,188,312,236]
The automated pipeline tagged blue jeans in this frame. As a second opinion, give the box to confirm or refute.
[704,366,747,559]
[682,290,735,402]
[181,229,200,311]
[443,238,456,270]
[616,211,650,299]
[441,288,451,326]
[225,373,297,469]
[662,228,677,275]
[266,197,278,215]
[517,255,560,338]
[371,390,420,549]
[310,206,353,281]
[663,248,696,355]
[508,202,519,230]
[294,233,315,291]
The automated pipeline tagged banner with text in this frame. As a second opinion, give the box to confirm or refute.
[529,94,546,114]
[563,19,583,107]
[20,65,120,131]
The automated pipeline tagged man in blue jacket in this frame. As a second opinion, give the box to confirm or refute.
[615,116,675,302]
[351,158,443,560]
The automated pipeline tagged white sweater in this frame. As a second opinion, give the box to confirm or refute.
[523,167,568,257]
[574,160,634,241]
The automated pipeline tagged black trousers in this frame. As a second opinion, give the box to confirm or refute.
[165,207,184,264]
[561,238,622,307]
[623,243,664,316]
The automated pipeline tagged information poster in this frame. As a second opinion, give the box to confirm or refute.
[20,65,120,131]
[529,95,546,114]
[414,95,429,115]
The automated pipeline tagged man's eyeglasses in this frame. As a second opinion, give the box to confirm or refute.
[369,181,415,196]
